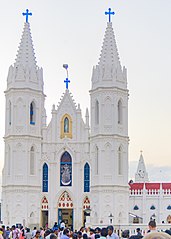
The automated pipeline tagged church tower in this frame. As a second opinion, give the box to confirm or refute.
[135,153,149,182]
[2,10,46,226]
[90,9,129,225]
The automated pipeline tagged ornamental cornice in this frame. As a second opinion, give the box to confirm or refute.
[4,135,42,140]
[90,134,129,140]
[5,87,46,97]
[90,86,128,95]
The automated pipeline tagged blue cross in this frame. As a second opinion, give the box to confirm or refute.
[64,78,70,89]
[105,8,115,22]
[22,9,32,23]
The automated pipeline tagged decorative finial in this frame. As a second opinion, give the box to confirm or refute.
[63,64,70,90]
[22,9,32,23]
[105,8,115,23]
[140,150,143,155]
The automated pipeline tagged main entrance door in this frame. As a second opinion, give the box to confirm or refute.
[58,209,73,230]
[41,196,49,228]
[58,191,73,230]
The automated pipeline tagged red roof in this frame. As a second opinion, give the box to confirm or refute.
[162,183,171,190]
[129,183,144,190]
[146,183,160,190]
[129,182,171,190]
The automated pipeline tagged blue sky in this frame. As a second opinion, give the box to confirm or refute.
[0,0,171,180]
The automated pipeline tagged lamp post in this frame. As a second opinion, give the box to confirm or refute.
[109,213,114,225]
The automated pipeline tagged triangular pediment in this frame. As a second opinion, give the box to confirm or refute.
[56,89,78,114]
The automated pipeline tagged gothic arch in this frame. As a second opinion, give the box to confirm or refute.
[16,97,24,104]
[83,196,90,210]
[9,100,12,125]
[30,101,36,125]
[58,191,73,208]
[84,163,90,192]
[7,145,11,176]
[60,114,72,139]
[41,196,48,211]
[42,163,48,192]
[95,99,99,125]
[104,143,112,174]
[118,98,123,124]
[118,145,123,175]
[60,151,72,186]
[104,97,112,125]
[104,142,112,148]
[30,146,35,175]
[95,145,99,175]
[16,98,25,125]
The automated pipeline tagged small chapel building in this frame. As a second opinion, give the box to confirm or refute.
[2,9,129,229]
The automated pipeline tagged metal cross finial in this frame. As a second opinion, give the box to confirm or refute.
[105,8,115,22]
[22,9,32,23]
[64,78,70,90]
[63,64,70,89]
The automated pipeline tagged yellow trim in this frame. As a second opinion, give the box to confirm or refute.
[60,114,72,139]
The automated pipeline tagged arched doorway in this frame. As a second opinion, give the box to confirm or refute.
[41,196,48,228]
[83,196,90,226]
[58,191,73,230]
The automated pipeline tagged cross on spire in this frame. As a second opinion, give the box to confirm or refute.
[22,9,32,23]
[64,78,70,90]
[63,64,70,89]
[105,8,115,22]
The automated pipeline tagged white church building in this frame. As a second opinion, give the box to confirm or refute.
[2,9,171,230]
[2,9,129,229]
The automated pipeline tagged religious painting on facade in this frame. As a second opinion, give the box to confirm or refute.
[60,151,72,186]
[64,117,69,133]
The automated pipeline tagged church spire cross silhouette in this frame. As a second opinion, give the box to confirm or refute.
[105,8,115,22]
[63,64,70,89]
[64,78,70,90]
[22,9,32,23]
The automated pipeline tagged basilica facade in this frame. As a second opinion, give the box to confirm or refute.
[2,14,129,229]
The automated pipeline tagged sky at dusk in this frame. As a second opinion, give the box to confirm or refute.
[0,0,171,181]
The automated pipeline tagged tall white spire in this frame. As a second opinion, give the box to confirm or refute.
[135,152,149,182]
[7,22,44,91]
[91,22,127,90]
[98,22,121,69]
[15,22,37,69]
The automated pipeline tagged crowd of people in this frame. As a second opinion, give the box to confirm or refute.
[0,220,171,239]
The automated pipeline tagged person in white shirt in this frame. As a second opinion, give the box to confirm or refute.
[107,226,119,239]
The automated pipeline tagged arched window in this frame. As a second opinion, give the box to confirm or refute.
[118,100,123,124]
[7,145,11,176]
[42,163,48,192]
[60,151,72,186]
[95,100,99,125]
[167,205,171,210]
[95,146,99,175]
[9,101,11,125]
[60,114,72,139]
[118,146,123,175]
[150,205,156,210]
[84,163,90,192]
[30,101,36,125]
[64,117,69,133]
[104,98,112,125]
[30,146,35,175]
[133,205,139,210]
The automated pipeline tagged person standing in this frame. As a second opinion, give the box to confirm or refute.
[60,229,70,239]
[107,226,119,239]
[148,220,157,233]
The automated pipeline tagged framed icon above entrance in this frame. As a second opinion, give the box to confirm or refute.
[60,151,72,186]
